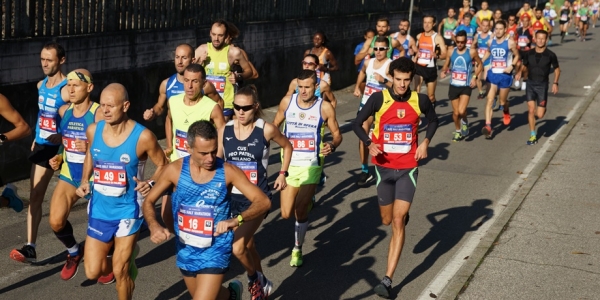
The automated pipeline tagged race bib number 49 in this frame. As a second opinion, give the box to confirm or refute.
[93,161,127,197]
[177,204,214,248]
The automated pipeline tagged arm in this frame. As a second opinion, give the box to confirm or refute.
[321,101,342,155]
[194,44,208,65]
[415,94,439,161]
[323,49,338,72]
[75,123,97,198]
[353,65,368,97]
[264,122,292,191]
[60,84,70,103]
[551,52,561,94]
[436,35,448,60]
[355,37,374,65]
[320,82,337,108]
[272,96,291,128]
[217,125,225,159]
[508,40,520,74]
[164,102,174,158]
[391,38,406,58]
[203,81,225,109]
[0,93,31,142]
[143,162,179,243]
[285,79,298,96]
[438,19,445,35]
[139,129,169,184]
[240,49,259,79]
[145,79,167,120]
[409,37,418,56]
[230,46,254,81]
[353,92,384,157]
[210,103,226,130]
[471,48,484,87]
[440,49,453,78]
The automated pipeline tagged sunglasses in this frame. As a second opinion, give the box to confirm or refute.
[233,103,255,112]
[373,47,389,51]
[302,61,317,66]
[455,40,466,44]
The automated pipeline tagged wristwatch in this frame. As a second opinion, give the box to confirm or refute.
[365,139,372,147]
[279,170,289,177]
[0,134,7,145]
[328,142,336,152]
[146,180,156,188]
[237,214,244,226]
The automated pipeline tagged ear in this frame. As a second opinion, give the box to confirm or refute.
[123,100,131,112]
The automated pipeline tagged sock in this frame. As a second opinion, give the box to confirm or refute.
[67,244,80,256]
[53,221,78,251]
[27,243,36,248]
[530,130,536,137]
[294,220,308,248]
[361,164,369,173]
[455,130,461,133]
[381,276,392,287]
[247,271,258,283]
[461,119,467,125]
[486,122,491,127]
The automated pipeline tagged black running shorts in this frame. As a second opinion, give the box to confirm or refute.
[375,166,418,205]
[448,85,473,100]
[28,143,60,169]
[526,81,549,108]
[415,65,438,83]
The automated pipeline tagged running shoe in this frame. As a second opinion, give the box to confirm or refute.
[527,135,538,145]
[477,92,485,100]
[290,249,303,267]
[561,35,565,43]
[61,245,84,281]
[2,183,24,213]
[461,120,469,137]
[97,272,116,285]
[10,245,36,263]
[228,280,243,300]
[452,132,463,142]
[129,243,140,281]
[503,108,511,125]
[373,276,393,299]
[514,80,520,88]
[482,125,493,139]
[521,81,527,91]
[357,171,374,186]
[258,272,273,298]
[318,171,327,187]
[248,277,266,300]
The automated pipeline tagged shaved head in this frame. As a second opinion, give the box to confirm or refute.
[102,83,129,104]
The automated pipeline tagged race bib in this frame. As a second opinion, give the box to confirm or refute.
[581,15,588,21]
[361,81,385,106]
[561,14,568,21]
[206,75,226,98]
[93,161,127,197]
[382,124,413,154]
[38,110,58,139]
[478,48,487,59]
[175,129,190,159]
[518,36,529,47]
[451,70,468,87]
[62,130,87,163]
[417,49,432,65]
[229,161,258,184]
[491,60,508,73]
[177,204,214,248]
[288,132,317,166]
[444,30,453,39]
[466,36,473,47]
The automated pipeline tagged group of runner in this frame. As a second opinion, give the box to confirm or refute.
[0,1,574,298]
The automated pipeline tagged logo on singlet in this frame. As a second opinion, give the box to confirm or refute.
[120,154,131,163]
[397,109,406,118]
[300,113,306,120]
[491,48,506,57]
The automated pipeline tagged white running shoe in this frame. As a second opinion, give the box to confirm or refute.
[514,80,520,88]
[521,81,527,91]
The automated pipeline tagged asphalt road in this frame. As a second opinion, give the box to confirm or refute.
[1,28,598,300]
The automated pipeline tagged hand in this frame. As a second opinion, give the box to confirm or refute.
[199,51,208,64]
[514,72,522,81]
[149,224,171,244]
[368,47,374,56]
[143,108,155,121]
[414,142,429,161]
[273,174,288,191]
[368,143,383,157]
[320,142,335,156]
[76,182,91,198]
[353,87,361,97]
[74,138,87,153]
[49,154,63,171]
[504,66,513,74]
[373,73,385,83]
[440,70,447,79]
[214,218,237,236]
[164,147,173,157]
[133,176,152,197]
[228,72,237,85]
[46,133,62,145]
[470,78,477,88]
[552,83,559,94]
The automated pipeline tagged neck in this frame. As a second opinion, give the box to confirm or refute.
[185,94,202,105]
[73,99,91,111]
[535,46,546,52]
[424,30,434,35]
[392,87,411,97]
[176,73,185,82]
[107,118,130,136]
[236,119,254,130]
[47,72,65,87]
[300,95,316,105]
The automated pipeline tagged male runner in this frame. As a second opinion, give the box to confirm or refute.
[533,8,553,35]
[10,42,70,263]
[0,93,31,212]
[474,19,493,99]
[353,37,393,186]
[517,2,536,24]
[559,2,573,43]
[475,1,493,28]
[286,54,337,107]
[543,3,558,44]
[506,15,519,40]
[458,0,472,23]
[414,15,447,104]
[492,9,504,28]
[454,13,477,49]
[355,17,405,64]
[273,70,342,267]
[47,70,103,281]
[441,30,483,142]
[515,16,535,90]
[482,20,520,139]
[518,30,560,145]
[195,20,256,121]
[76,83,168,300]
[355,29,377,94]
[352,57,438,298]
[439,9,459,54]
[144,120,271,300]
[391,19,417,60]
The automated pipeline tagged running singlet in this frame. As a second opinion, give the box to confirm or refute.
[443,19,458,40]
[519,9,534,22]
[370,36,394,58]
[371,90,421,169]
[579,8,591,21]
[507,24,519,41]
[490,38,512,74]
[309,48,332,85]
[477,33,492,66]
[517,27,534,50]
[454,25,475,48]
[169,94,217,161]
[392,33,411,59]
[60,102,99,182]
[89,120,146,220]
[36,77,68,145]
[560,7,571,22]
[223,119,270,197]
[205,43,233,109]
[450,49,474,87]
[532,19,546,32]
[417,33,438,67]
[172,156,232,271]
[478,10,493,21]
[361,58,392,110]
[283,94,325,167]
[165,73,185,100]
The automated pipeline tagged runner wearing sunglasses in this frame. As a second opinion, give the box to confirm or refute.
[285,54,337,108]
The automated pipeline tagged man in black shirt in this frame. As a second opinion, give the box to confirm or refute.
[518,30,560,145]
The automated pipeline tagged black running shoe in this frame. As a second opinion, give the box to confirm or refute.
[10,245,36,263]
[373,276,392,298]
[357,171,374,186]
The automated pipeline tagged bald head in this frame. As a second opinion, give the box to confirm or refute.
[100,83,130,124]
[102,83,129,104]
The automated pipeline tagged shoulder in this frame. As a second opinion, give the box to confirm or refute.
[139,126,158,145]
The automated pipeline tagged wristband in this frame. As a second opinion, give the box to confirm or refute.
[237,214,244,226]
[553,82,559,85]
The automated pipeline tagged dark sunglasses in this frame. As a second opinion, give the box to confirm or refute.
[233,103,255,112]
[373,47,389,51]
[455,40,467,44]
[302,61,317,66]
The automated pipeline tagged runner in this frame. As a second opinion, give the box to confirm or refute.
[578,1,593,41]
[439,8,459,55]
[573,1,581,35]
[391,19,417,60]
[506,15,519,40]
[76,83,168,300]
[454,13,477,49]
[0,93,31,212]
[492,9,504,28]
[218,85,292,299]
[195,20,256,121]
[517,2,536,25]
[441,30,483,142]
[518,30,560,145]
[46,70,103,281]
[355,17,405,63]
[285,54,338,108]
[482,20,520,139]
[273,70,342,267]
[458,0,472,24]
[470,7,480,32]
[533,8,553,36]
[10,42,69,263]
[353,37,393,186]
[515,16,535,91]
[352,57,438,298]
[355,29,377,94]
[592,0,599,27]
[304,31,338,86]
[475,1,493,28]
[543,3,558,44]
[414,15,447,104]
[559,2,572,43]
[473,19,493,100]
[143,120,271,300]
